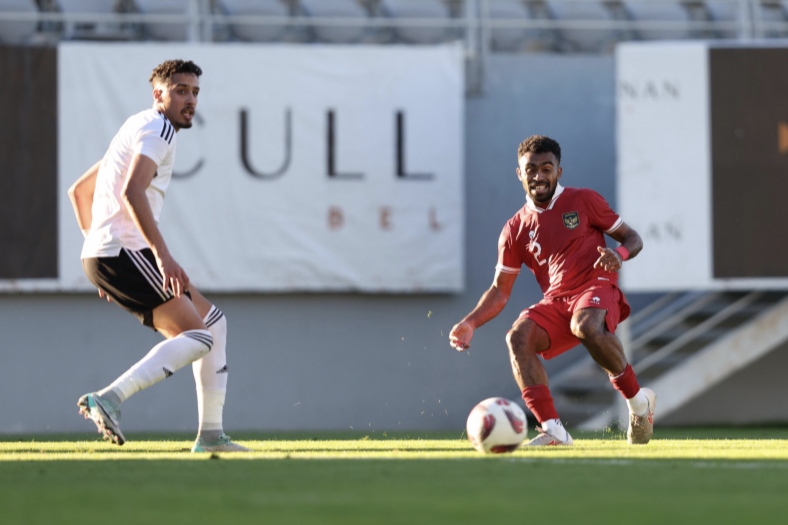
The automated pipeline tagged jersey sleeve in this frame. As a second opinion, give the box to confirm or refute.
[133,119,171,166]
[495,220,521,274]
[584,189,623,234]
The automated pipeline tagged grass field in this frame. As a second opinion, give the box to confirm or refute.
[2,427,788,525]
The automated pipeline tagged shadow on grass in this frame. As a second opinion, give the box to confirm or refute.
[2,425,788,444]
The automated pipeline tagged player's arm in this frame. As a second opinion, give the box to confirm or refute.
[68,160,114,301]
[122,153,189,297]
[594,221,643,272]
[449,270,518,351]
[67,160,101,236]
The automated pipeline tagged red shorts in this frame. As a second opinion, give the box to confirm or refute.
[515,282,631,360]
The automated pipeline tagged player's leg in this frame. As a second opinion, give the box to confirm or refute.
[104,296,211,402]
[506,313,573,446]
[82,296,211,444]
[78,251,212,445]
[187,287,249,452]
[570,288,656,444]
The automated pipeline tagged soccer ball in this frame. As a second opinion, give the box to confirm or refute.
[466,397,528,453]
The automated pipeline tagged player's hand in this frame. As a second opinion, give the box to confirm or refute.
[593,246,623,273]
[156,252,190,297]
[449,322,474,351]
[97,288,112,302]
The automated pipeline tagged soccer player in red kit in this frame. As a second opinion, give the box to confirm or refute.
[449,135,656,445]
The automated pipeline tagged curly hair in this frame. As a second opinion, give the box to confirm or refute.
[517,135,561,164]
[149,59,202,87]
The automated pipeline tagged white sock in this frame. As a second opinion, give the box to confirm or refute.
[542,418,570,441]
[99,329,212,403]
[193,306,228,438]
[626,389,649,416]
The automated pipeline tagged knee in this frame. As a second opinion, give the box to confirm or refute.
[505,325,521,349]
[213,311,227,333]
[197,332,213,356]
[506,321,547,356]
[570,316,604,342]
[206,307,227,339]
[182,329,213,359]
[506,323,528,353]
[206,306,227,329]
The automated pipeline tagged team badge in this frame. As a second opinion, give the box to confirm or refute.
[562,211,579,229]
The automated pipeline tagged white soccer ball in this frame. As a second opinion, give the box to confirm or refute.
[466,397,528,453]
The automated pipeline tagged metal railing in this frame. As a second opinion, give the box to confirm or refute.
[2,0,786,92]
[0,1,783,43]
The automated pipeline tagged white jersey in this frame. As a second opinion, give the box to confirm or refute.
[81,109,177,258]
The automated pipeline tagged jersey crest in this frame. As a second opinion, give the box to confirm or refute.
[562,211,579,229]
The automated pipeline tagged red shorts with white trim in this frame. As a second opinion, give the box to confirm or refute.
[515,282,631,360]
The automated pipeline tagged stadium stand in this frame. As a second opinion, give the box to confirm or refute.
[702,0,788,39]
[218,0,296,42]
[0,0,39,44]
[131,0,202,41]
[1,1,787,50]
[548,1,620,53]
[299,0,372,43]
[482,0,557,52]
[55,0,135,41]
[378,0,461,44]
[756,1,788,37]
[619,0,694,41]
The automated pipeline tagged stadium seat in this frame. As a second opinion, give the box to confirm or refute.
[56,0,133,40]
[218,0,293,42]
[702,0,788,39]
[621,0,693,41]
[752,1,788,38]
[0,0,39,44]
[483,0,529,52]
[483,0,558,52]
[299,0,372,43]
[379,0,458,44]
[547,0,619,53]
[703,0,746,39]
[132,0,203,41]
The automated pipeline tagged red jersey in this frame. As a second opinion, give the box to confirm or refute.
[496,185,623,298]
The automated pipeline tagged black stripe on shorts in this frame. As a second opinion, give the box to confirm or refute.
[82,248,175,329]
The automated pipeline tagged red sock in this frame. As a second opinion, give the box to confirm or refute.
[522,385,559,423]
[610,364,640,399]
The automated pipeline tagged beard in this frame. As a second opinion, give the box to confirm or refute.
[529,184,556,204]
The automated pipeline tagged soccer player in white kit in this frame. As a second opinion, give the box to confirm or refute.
[68,59,248,452]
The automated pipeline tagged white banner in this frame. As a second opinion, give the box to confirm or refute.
[56,43,464,293]
[616,42,710,291]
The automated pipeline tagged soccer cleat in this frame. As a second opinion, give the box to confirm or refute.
[77,393,125,446]
[524,427,574,446]
[191,434,250,453]
[628,387,657,445]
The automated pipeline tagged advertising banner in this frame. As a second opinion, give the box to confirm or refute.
[616,42,710,291]
[617,42,788,291]
[49,43,464,293]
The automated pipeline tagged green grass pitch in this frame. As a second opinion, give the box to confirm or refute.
[2,427,788,525]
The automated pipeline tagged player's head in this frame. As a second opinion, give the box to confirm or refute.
[516,135,563,207]
[150,59,202,131]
